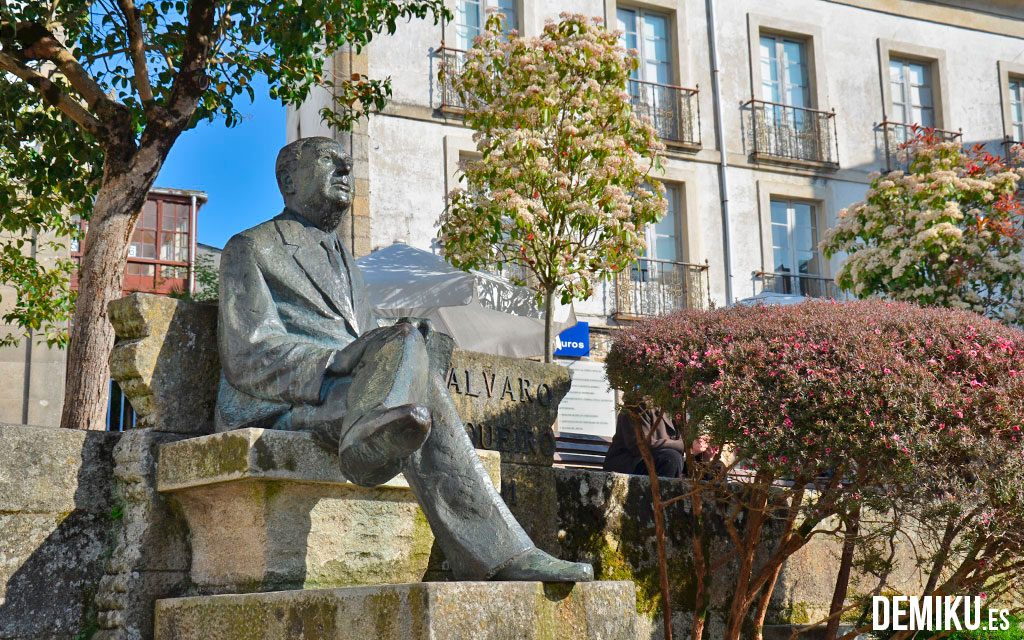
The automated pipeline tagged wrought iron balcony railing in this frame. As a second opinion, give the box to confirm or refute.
[880,120,962,172]
[437,46,468,112]
[437,48,701,149]
[628,79,700,148]
[1003,137,1023,168]
[746,99,839,167]
[613,258,710,320]
[754,271,843,300]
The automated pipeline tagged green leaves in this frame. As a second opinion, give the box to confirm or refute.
[1,0,448,346]
[0,77,97,347]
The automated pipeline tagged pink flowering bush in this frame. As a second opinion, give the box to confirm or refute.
[606,301,1024,640]
[823,133,1024,323]
[437,13,666,360]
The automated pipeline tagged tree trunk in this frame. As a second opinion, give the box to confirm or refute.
[633,409,674,640]
[750,561,785,640]
[543,287,554,363]
[825,508,861,640]
[60,153,163,430]
[724,486,769,640]
[690,489,708,640]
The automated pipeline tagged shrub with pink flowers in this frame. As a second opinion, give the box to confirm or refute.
[437,12,666,360]
[606,300,1024,640]
[822,133,1024,323]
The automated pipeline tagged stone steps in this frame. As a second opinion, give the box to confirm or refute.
[155,581,638,640]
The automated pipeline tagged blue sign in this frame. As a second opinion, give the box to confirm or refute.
[554,322,590,358]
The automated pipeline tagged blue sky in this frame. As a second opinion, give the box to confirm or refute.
[155,78,285,249]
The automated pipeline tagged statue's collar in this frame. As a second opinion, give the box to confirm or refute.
[277,209,337,246]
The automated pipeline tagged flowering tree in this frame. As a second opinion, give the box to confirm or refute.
[822,133,1024,323]
[606,301,1024,640]
[438,13,666,361]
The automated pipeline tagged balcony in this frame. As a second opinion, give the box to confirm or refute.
[437,48,701,149]
[437,46,468,112]
[613,258,710,321]
[628,79,701,148]
[746,100,839,168]
[1003,137,1023,168]
[753,271,843,300]
[880,121,962,172]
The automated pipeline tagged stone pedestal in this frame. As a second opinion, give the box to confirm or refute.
[157,428,501,593]
[154,581,637,640]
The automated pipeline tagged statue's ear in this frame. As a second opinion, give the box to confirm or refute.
[280,171,297,195]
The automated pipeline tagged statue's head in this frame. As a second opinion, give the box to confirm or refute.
[275,137,352,232]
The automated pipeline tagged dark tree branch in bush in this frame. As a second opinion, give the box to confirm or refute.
[607,301,1024,640]
[629,403,675,640]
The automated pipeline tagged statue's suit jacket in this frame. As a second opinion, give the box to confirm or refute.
[215,211,377,432]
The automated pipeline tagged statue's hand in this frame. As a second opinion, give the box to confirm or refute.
[326,339,369,376]
[397,317,434,338]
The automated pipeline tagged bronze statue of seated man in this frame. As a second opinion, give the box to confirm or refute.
[215,136,593,583]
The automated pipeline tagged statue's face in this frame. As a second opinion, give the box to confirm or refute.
[281,140,352,231]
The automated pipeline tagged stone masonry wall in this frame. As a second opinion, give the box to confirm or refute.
[502,464,929,640]
[0,423,118,639]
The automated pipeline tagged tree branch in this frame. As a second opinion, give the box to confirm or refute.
[160,0,217,131]
[0,51,103,136]
[115,0,155,105]
[11,22,119,118]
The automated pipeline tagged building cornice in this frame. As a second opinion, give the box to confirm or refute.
[825,0,1024,38]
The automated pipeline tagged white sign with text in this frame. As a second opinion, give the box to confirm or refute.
[556,360,616,439]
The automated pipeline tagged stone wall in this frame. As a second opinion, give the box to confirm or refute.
[0,423,118,639]
[501,464,928,640]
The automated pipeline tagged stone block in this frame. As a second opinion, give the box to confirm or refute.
[154,581,638,640]
[0,422,117,514]
[94,429,193,640]
[0,424,118,639]
[157,428,501,593]
[447,350,571,466]
[108,294,219,434]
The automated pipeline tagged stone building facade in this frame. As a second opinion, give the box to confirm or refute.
[288,0,1024,329]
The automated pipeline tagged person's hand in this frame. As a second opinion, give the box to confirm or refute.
[691,434,711,455]
[326,339,369,376]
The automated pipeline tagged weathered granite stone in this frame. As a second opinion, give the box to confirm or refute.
[762,624,856,640]
[154,581,638,640]
[156,428,501,593]
[108,294,219,434]
[93,429,192,640]
[447,349,571,466]
[499,463,929,640]
[0,423,118,640]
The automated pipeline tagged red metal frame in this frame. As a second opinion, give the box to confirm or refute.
[71,192,193,296]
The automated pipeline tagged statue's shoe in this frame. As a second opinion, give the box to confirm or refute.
[491,548,595,583]
[338,404,432,487]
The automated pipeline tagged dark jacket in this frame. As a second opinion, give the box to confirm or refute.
[602,408,683,474]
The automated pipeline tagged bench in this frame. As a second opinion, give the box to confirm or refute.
[554,433,611,469]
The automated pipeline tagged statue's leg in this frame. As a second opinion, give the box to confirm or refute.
[293,323,434,485]
[299,322,593,581]
[400,371,535,580]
